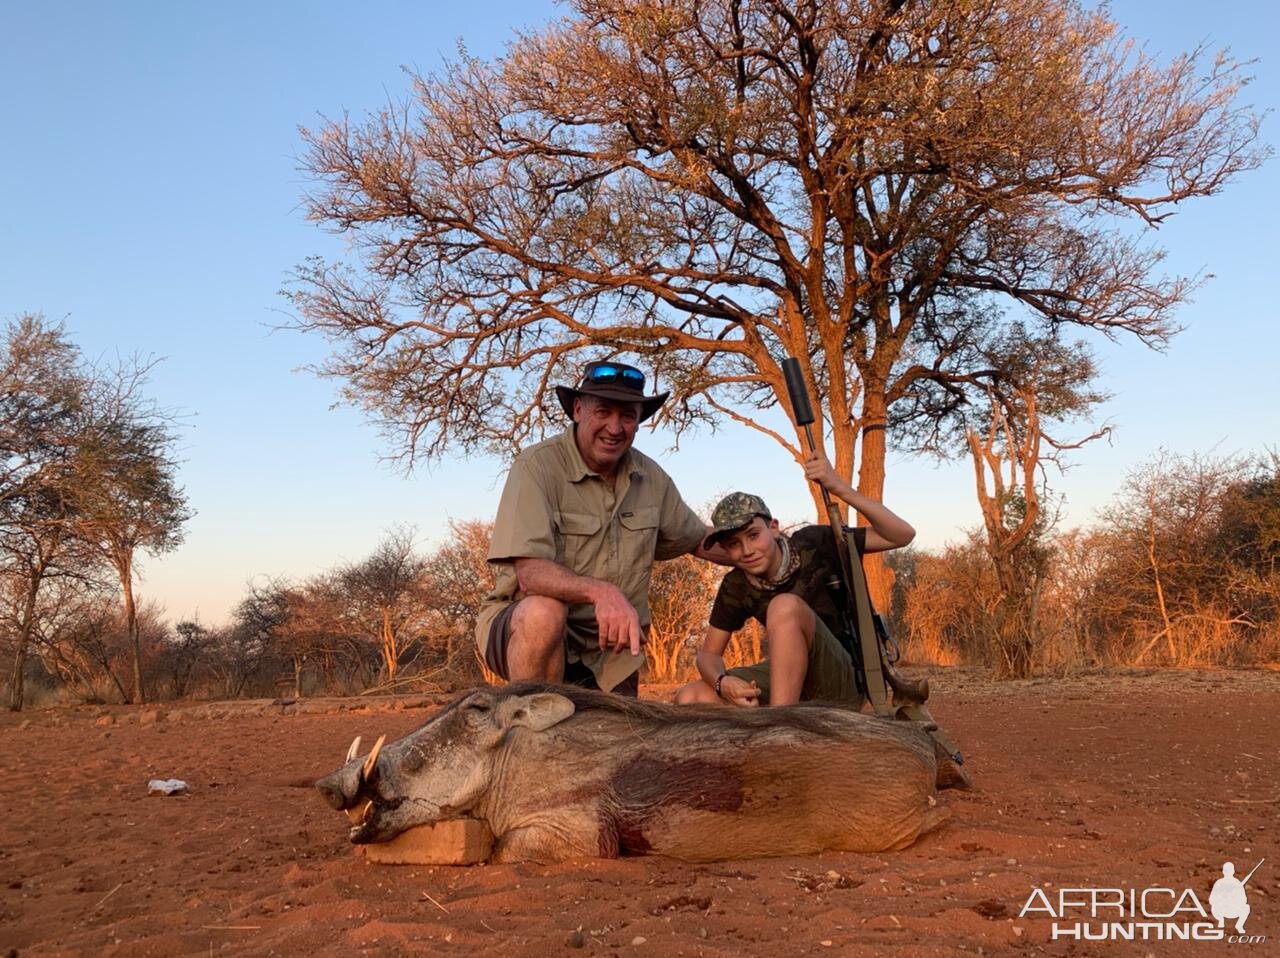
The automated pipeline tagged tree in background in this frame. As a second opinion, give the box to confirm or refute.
[1216,452,1280,634]
[33,593,169,705]
[162,620,215,699]
[291,0,1265,605]
[1092,451,1280,665]
[421,519,495,667]
[963,328,1109,676]
[892,537,997,667]
[339,526,430,685]
[0,316,97,709]
[69,360,191,704]
[1046,525,1115,669]
[645,554,723,682]
[213,581,291,698]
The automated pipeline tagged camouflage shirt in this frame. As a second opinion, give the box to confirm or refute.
[708,524,867,640]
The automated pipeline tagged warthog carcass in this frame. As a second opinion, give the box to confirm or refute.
[316,683,957,863]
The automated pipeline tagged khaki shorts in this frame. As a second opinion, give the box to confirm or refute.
[484,600,639,697]
[727,617,862,707]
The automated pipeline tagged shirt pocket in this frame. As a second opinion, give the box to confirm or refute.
[619,506,660,565]
[556,511,603,572]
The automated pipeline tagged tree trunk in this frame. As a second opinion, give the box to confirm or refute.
[119,559,145,704]
[382,609,397,680]
[856,392,893,610]
[8,562,46,711]
[8,638,29,712]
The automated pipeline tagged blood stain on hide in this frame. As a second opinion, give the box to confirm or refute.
[601,756,744,856]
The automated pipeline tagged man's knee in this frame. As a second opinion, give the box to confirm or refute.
[511,596,569,651]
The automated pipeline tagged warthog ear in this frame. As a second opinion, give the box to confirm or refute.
[495,692,576,732]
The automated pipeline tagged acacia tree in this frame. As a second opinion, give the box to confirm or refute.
[274,575,369,696]
[421,519,495,664]
[292,0,1264,603]
[339,526,430,684]
[69,362,191,704]
[964,327,1109,676]
[0,316,107,709]
[1093,451,1273,665]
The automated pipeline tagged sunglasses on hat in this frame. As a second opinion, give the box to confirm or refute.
[581,362,646,389]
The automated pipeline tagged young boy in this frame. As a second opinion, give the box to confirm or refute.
[674,451,915,708]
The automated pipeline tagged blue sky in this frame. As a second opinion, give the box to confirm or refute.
[2,1,1276,626]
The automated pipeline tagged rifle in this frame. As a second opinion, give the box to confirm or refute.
[781,357,966,770]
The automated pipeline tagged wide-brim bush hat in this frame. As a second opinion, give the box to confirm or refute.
[555,360,669,423]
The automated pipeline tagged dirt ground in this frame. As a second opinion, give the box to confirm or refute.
[2,668,1277,958]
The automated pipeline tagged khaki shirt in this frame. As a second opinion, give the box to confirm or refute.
[476,428,707,691]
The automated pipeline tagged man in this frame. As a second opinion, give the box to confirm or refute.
[675,452,915,707]
[476,360,721,696]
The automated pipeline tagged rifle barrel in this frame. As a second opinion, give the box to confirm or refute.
[783,358,838,510]
[781,357,815,426]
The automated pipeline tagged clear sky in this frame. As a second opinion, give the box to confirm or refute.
[2,1,1276,627]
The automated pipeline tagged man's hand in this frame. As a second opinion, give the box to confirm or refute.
[592,582,645,656]
[718,675,761,708]
[802,448,843,494]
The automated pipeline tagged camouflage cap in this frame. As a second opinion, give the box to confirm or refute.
[704,492,773,547]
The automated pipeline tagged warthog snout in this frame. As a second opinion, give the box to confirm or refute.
[315,734,388,839]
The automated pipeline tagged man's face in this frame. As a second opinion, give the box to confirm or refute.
[573,396,641,474]
[719,516,783,577]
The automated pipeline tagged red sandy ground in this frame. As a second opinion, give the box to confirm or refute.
[2,668,1277,957]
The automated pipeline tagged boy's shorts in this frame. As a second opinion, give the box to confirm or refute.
[726,618,863,707]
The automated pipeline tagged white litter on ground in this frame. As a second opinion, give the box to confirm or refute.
[147,778,189,796]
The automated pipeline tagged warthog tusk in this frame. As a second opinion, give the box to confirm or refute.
[362,734,386,782]
[346,735,362,764]
[345,799,372,824]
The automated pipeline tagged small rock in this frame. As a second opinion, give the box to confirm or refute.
[567,929,585,948]
[630,936,647,946]
[139,710,160,726]
[820,941,833,947]
[18,719,32,730]
[698,928,708,939]
[1012,926,1024,937]
[95,715,113,726]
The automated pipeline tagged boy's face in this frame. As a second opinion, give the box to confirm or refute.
[720,516,783,578]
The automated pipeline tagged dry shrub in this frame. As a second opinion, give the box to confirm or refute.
[895,540,998,667]
[644,554,724,683]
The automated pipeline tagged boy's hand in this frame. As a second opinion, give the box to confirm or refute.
[803,448,841,493]
[719,675,761,708]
